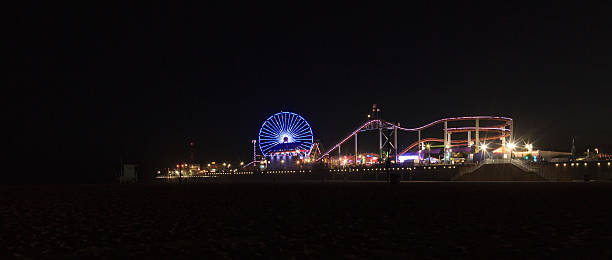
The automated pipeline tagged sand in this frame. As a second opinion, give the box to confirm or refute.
[2,182,611,258]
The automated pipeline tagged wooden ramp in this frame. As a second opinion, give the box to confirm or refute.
[454,163,545,181]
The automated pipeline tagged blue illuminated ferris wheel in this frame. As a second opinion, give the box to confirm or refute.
[258,112,314,157]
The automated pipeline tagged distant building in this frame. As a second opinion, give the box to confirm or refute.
[120,164,137,183]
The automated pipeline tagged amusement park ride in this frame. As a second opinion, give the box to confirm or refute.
[246,106,515,169]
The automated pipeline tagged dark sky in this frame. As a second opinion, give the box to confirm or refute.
[14,1,612,182]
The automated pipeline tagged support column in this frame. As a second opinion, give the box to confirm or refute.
[448,132,452,164]
[448,131,452,157]
[467,131,471,147]
[444,120,448,164]
[502,136,506,158]
[475,119,480,153]
[379,126,383,152]
[394,125,398,163]
[418,130,421,149]
[418,130,421,163]
[354,133,358,166]
[338,145,341,167]
[467,131,472,161]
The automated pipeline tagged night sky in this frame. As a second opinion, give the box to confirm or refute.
[14,1,612,182]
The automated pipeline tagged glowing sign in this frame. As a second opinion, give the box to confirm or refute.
[398,155,419,163]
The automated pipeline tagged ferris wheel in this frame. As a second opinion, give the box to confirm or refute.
[258,112,314,156]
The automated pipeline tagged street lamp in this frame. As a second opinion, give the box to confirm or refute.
[507,142,516,159]
[426,143,431,164]
[481,143,488,160]
[507,142,516,150]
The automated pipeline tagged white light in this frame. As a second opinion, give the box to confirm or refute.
[398,155,419,163]
[507,143,516,150]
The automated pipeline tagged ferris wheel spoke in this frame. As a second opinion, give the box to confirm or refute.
[282,113,289,127]
[264,115,281,133]
[292,130,311,139]
[288,122,306,136]
[270,116,280,132]
[293,134,311,140]
[260,128,280,138]
[260,125,278,137]
[288,114,300,133]
[283,114,291,132]
[259,138,279,144]
[293,135,311,140]
[259,134,278,139]
[259,139,279,145]
[260,142,277,149]
[292,115,306,132]
[292,126,310,136]
[288,120,303,136]
[259,141,278,146]
[260,129,276,138]
[278,113,287,127]
[293,132,310,139]
[267,119,282,135]
[260,145,277,154]
[262,123,281,135]
[268,115,281,131]
[259,136,278,142]
[276,116,286,134]
[293,120,309,132]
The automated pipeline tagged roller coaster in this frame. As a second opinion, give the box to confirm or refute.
[249,110,514,169]
[316,116,513,164]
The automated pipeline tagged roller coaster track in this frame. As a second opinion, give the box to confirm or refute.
[316,116,512,162]
[395,116,512,132]
[398,134,511,156]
